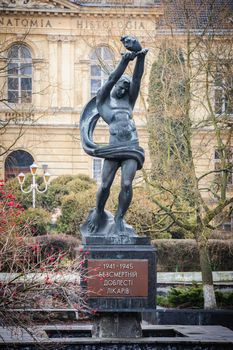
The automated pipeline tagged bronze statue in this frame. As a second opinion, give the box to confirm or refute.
[80,36,148,237]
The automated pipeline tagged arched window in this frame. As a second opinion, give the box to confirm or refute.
[7,44,32,103]
[90,46,115,98]
[5,150,34,181]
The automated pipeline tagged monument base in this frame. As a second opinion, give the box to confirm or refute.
[78,227,156,339]
[78,238,156,313]
[92,312,142,338]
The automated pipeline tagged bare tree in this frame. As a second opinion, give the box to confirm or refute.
[0,179,92,329]
[147,0,233,309]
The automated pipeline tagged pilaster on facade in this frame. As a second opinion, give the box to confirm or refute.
[61,39,75,108]
[79,63,90,110]
[48,37,58,109]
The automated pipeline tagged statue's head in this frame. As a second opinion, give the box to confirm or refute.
[113,74,131,99]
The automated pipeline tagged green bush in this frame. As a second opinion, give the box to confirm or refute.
[157,285,233,309]
[157,285,203,308]
[41,174,96,211]
[5,174,97,236]
[167,284,203,308]
[19,207,51,236]
[41,175,76,210]
[66,176,95,194]
[57,187,97,236]
[216,290,233,308]
[5,174,96,212]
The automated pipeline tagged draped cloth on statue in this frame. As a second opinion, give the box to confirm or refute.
[80,96,145,170]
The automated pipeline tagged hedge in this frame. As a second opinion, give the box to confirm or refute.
[29,236,233,272]
[35,234,79,261]
[153,239,233,272]
[27,236,233,273]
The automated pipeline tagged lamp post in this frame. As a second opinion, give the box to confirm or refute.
[18,162,50,208]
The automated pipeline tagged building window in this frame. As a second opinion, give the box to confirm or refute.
[5,150,34,181]
[214,148,233,186]
[214,64,233,115]
[222,216,233,231]
[92,158,103,184]
[7,44,32,104]
[215,211,233,232]
[90,46,114,98]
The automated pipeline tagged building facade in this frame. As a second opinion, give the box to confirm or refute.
[0,0,163,182]
[1,0,233,231]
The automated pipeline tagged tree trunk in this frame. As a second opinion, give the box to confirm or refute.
[198,239,217,309]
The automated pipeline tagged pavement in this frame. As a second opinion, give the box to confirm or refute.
[0,324,232,346]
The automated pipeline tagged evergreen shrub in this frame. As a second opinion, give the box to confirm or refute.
[41,175,95,211]
[57,187,96,236]
[157,285,233,309]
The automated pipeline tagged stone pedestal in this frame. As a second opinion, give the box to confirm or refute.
[78,234,156,338]
[92,313,142,338]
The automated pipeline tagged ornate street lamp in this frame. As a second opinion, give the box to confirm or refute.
[18,162,50,208]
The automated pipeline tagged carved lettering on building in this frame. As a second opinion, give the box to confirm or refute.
[0,17,52,28]
[77,19,146,31]
[87,259,148,297]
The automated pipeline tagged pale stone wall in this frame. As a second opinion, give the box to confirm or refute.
[0,2,162,181]
[0,1,229,202]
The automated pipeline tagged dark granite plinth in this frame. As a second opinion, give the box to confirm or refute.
[79,243,156,312]
[92,313,142,338]
[83,235,151,245]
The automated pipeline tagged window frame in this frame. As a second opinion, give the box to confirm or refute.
[4,149,34,181]
[7,44,32,104]
[222,217,233,231]
[214,148,233,186]
[214,63,233,116]
[90,46,115,98]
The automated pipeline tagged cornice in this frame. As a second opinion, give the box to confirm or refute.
[0,1,163,18]
[77,7,163,17]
